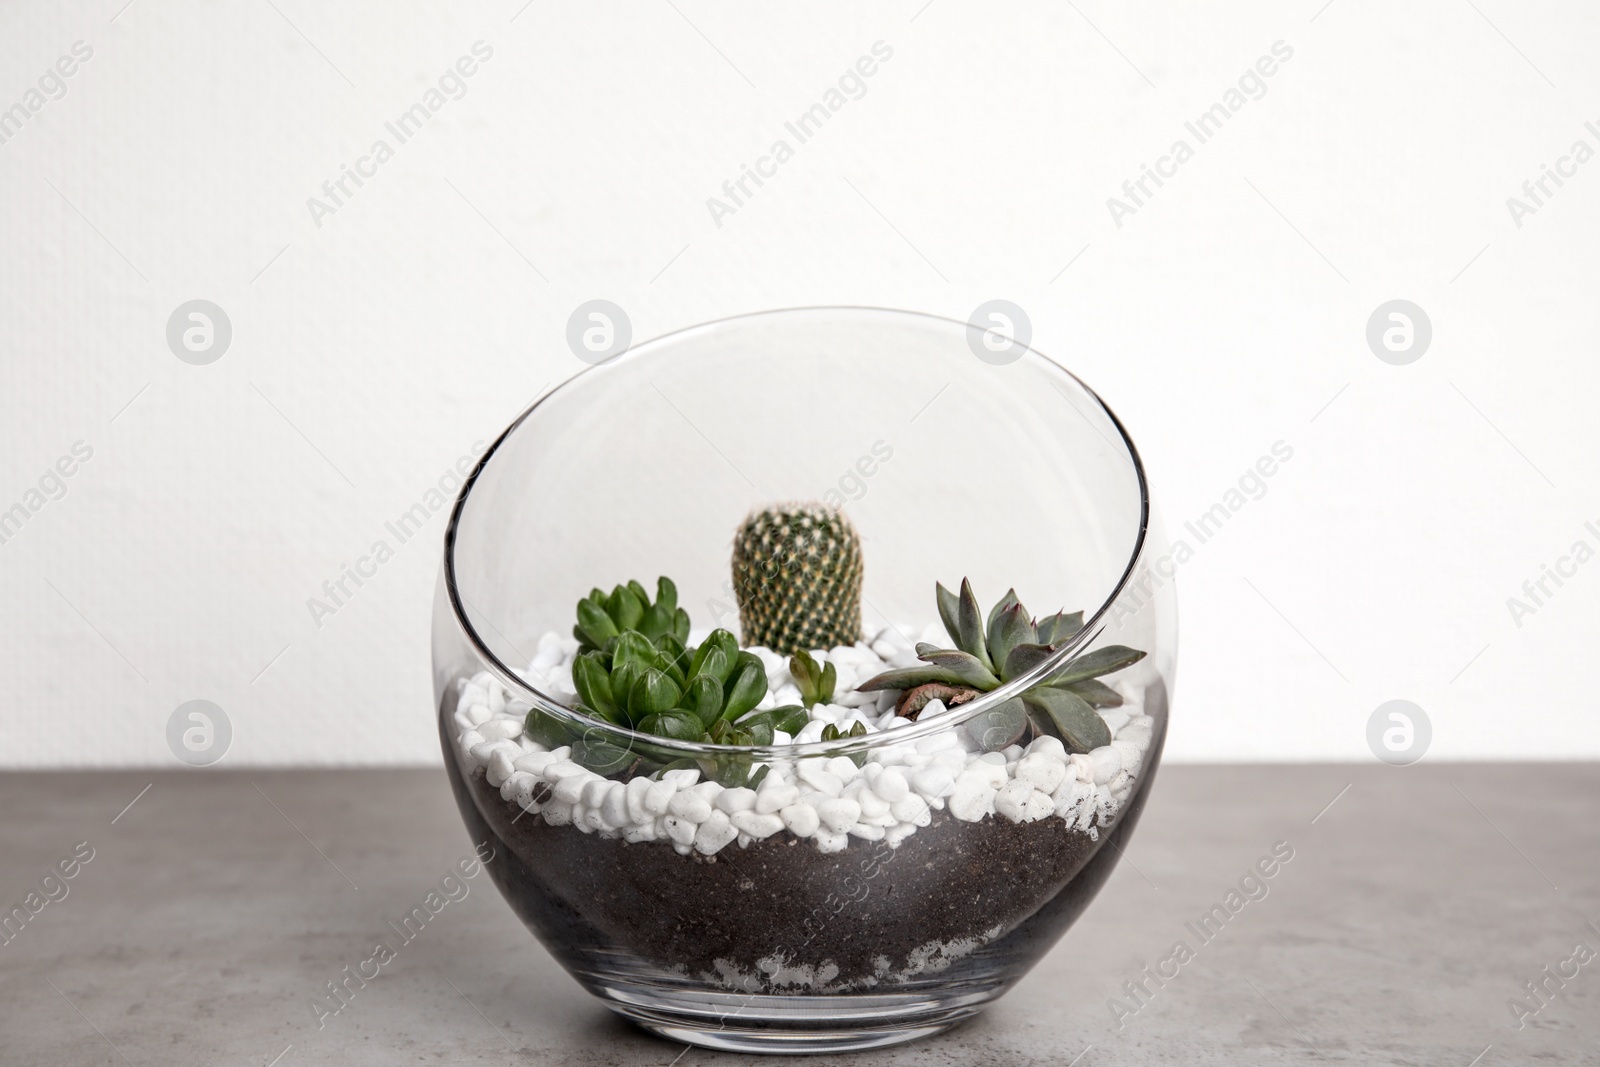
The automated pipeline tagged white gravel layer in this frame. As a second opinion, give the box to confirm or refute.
[453,625,1154,856]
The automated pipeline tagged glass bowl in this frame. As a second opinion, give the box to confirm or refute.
[432,307,1177,1054]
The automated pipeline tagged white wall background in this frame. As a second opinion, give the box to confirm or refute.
[2,0,1597,766]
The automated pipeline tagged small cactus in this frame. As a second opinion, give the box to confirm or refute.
[732,503,863,655]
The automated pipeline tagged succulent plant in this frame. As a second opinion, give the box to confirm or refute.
[529,578,807,783]
[788,650,837,709]
[573,576,690,655]
[857,579,1145,754]
[732,503,863,655]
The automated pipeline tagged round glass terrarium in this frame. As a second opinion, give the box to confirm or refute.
[432,307,1177,1054]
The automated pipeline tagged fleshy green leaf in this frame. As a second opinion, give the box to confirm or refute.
[986,588,1021,631]
[721,655,768,721]
[656,575,678,615]
[956,578,994,669]
[1023,686,1111,753]
[962,696,1027,752]
[789,650,837,708]
[915,646,1002,689]
[770,705,809,735]
[678,674,724,727]
[1049,645,1147,686]
[572,653,619,720]
[523,708,570,748]
[638,710,702,741]
[1002,642,1058,681]
[986,602,1036,674]
[638,602,673,642]
[627,668,682,719]
[610,630,657,670]
[571,732,634,774]
[608,585,645,632]
[1035,609,1085,647]
[608,660,643,718]
[671,607,691,644]
[856,665,966,692]
[690,630,739,683]
[575,599,619,649]
[937,582,961,647]
[1061,678,1123,707]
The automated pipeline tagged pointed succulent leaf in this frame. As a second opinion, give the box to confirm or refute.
[819,661,836,705]
[856,665,966,692]
[1002,642,1058,682]
[936,582,961,647]
[575,599,619,649]
[1061,678,1123,707]
[626,578,650,606]
[956,578,994,670]
[524,708,570,748]
[637,602,672,642]
[608,630,656,670]
[769,705,809,735]
[637,710,702,741]
[788,649,819,694]
[571,732,634,774]
[986,602,1037,674]
[627,668,683,720]
[690,630,739,683]
[678,674,724,727]
[655,575,678,615]
[1023,686,1111,753]
[916,647,1002,690]
[987,588,1021,631]
[608,660,642,716]
[608,585,645,632]
[671,607,691,644]
[721,655,768,721]
[1035,609,1085,647]
[1049,645,1147,686]
[962,696,1028,753]
[571,653,619,719]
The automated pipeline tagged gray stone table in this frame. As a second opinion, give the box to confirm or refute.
[2,764,1596,1065]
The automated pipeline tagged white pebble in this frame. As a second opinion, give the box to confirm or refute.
[755,782,799,814]
[781,804,820,837]
[668,790,713,823]
[625,776,652,822]
[599,783,629,829]
[797,760,843,796]
[816,798,861,833]
[552,773,591,805]
[874,767,910,802]
[643,779,677,815]
[948,772,997,822]
[993,778,1035,821]
[825,756,860,781]
[890,794,931,825]
[1026,735,1067,759]
[910,766,956,799]
[544,761,588,783]
[1069,753,1096,782]
[1016,753,1067,794]
[1111,738,1144,777]
[664,815,697,847]
[479,718,523,742]
[730,810,784,839]
[855,789,890,819]
[486,749,516,788]
[694,811,738,854]
[514,752,555,775]
[716,787,757,814]
[848,823,886,841]
[542,801,573,826]
[508,772,537,809]
[1089,746,1122,784]
[623,822,658,844]
[814,830,849,853]
[661,768,700,789]
[915,731,960,755]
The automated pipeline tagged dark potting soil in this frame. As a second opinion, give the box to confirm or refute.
[459,767,1105,991]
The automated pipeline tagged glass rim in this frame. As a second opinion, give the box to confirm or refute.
[441,305,1153,759]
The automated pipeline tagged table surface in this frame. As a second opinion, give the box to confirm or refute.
[2,764,1596,1066]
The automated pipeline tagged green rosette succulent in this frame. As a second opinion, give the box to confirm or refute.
[857,578,1145,754]
[529,578,807,783]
